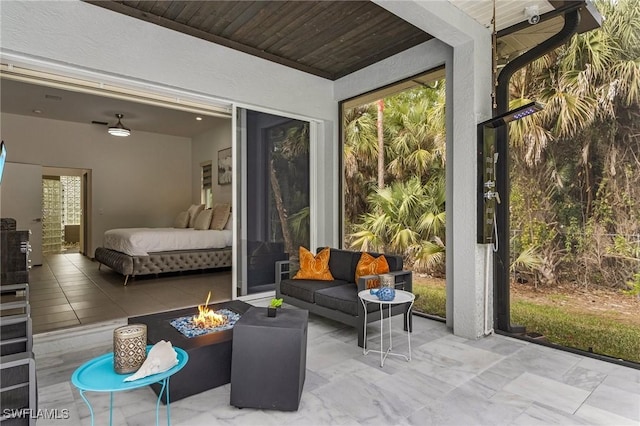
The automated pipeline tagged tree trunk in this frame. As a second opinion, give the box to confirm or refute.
[269,159,294,256]
[377,99,385,189]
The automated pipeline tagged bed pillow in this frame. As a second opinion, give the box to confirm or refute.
[187,204,205,228]
[210,203,231,230]
[194,209,213,230]
[173,211,189,229]
[223,215,233,230]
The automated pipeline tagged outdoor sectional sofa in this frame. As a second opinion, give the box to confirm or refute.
[275,247,413,347]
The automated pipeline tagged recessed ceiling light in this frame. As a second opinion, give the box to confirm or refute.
[196,116,203,121]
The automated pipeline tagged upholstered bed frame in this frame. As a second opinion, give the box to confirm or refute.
[95,246,232,285]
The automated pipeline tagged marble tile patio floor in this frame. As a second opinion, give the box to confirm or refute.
[33,303,640,426]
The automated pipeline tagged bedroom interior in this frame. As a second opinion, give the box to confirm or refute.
[1,68,316,332]
[0,75,237,333]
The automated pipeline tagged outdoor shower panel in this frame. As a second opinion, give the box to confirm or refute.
[477,102,543,244]
[477,124,500,244]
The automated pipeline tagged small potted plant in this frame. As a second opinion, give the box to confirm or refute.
[267,298,283,317]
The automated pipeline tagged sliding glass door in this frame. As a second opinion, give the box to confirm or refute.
[236,108,310,296]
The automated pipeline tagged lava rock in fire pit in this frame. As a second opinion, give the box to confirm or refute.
[170,309,241,338]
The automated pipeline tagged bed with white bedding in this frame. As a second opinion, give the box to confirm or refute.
[103,227,232,256]
[95,227,233,285]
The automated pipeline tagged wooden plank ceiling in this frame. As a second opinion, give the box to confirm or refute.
[85,1,434,80]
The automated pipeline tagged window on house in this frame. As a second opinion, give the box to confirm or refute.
[201,162,213,208]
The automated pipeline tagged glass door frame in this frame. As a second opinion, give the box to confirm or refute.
[231,103,321,300]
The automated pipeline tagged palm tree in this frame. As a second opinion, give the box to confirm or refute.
[343,103,378,228]
[349,175,446,272]
[508,0,640,287]
[343,83,447,269]
[384,84,446,180]
[377,99,385,189]
[269,122,310,257]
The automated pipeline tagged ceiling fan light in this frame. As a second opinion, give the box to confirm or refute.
[108,127,131,137]
[108,113,131,137]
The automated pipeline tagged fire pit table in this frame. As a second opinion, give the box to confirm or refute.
[129,299,251,402]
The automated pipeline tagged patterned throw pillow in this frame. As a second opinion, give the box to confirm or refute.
[193,209,213,230]
[173,211,189,229]
[355,252,389,287]
[293,247,334,281]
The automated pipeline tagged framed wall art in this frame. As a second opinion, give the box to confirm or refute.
[218,147,232,185]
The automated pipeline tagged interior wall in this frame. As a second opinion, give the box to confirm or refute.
[191,117,233,206]
[0,1,335,120]
[1,0,339,257]
[0,113,192,257]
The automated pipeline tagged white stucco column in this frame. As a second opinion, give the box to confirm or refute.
[373,0,493,339]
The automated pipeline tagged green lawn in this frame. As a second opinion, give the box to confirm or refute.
[414,284,446,318]
[413,284,640,363]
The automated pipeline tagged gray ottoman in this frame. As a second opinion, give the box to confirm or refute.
[230,307,308,411]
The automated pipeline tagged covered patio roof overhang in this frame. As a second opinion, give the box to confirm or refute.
[85,1,601,83]
[1,0,602,340]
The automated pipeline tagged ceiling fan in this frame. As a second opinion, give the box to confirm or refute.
[91,113,131,137]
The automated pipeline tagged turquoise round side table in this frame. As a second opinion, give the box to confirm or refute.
[71,346,188,426]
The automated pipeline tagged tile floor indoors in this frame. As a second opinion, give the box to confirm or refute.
[27,253,640,425]
[28,252,232,334]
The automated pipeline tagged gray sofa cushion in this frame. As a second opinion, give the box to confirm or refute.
[321,248,403,283]
[315,284,381,316]
[326,249,359,282]
[280,279,348,304]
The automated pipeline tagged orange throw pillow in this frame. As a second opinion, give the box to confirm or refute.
[293,247,334,281]
[355,252,390,288]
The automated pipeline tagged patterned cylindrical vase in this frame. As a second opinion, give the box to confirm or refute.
[379,273,395,289]
[113,324,147,374]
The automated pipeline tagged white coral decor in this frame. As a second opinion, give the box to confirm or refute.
[123,340,178,382]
